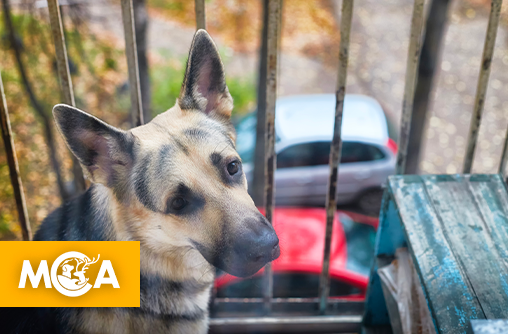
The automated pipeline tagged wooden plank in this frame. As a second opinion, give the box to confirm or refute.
[421,175,508,319]
[466,174,508,266]
[390,175,484,334]
[363,191,406,327]
[471,319,508,334]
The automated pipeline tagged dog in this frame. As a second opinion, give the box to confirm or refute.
[3,29,280,334]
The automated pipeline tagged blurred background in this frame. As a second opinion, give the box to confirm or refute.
[1,0,508,241]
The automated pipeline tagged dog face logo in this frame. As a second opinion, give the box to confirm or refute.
[52,252,99,297]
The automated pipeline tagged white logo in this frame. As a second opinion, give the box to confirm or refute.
[19,251,120,297]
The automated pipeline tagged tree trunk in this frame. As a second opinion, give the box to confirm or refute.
[405,0,451,174]
[251,0,269,207]
[133,0,151,123]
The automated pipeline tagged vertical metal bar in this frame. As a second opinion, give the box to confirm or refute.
[498,126,508,176]
[195,0,206,30]
[262,0,281,315]
[0,72,32,241]
[463,0,502,174]
[47,0,75,107]
[395,0,425,175]
[121,0,144,127]
[47,0,86,193]
[318,0,354,315]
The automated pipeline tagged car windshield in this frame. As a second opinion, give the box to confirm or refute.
[339,212,377,276]
[234,113,256,164]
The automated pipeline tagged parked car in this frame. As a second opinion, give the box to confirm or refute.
[214,207,378,301]
[235,94,397,213]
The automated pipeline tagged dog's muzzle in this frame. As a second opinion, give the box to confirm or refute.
[195,214,280,278]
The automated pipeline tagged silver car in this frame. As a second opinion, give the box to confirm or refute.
[235,94,397,212]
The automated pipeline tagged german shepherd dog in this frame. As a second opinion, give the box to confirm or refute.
[3,30,280,333]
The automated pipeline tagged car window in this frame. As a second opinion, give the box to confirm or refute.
[217,273,361,298]
[341,142,385,163]
[235,114,256,164]
[277,141,385,169]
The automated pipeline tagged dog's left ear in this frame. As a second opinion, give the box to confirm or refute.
[179,29,233,120]
[53,104,135,186]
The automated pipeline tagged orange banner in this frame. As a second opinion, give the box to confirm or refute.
[0,241,140,307]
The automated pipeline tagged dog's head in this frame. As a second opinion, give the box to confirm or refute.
[53,30,279,277]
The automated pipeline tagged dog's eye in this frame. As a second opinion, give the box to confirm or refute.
[171,197,187,211]
[227,161,240,175]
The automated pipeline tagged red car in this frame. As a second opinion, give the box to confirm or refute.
[214,208,378,301]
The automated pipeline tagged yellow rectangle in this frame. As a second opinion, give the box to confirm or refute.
[0,241,140,307]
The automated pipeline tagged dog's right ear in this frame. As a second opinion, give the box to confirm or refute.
[178,29,233,120]
[53,104,135,186]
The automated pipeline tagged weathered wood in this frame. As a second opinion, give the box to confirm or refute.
[319,0,354,315]
[422,175,508,320]
[471,319,508,334]
[390,175,484,334]
[0,72,32,241]
[466,175,508,265]
[363,190,407,327]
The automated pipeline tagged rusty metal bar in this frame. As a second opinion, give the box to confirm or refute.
[47,0,86,193]
[463,0,502,174]
[195,0,206,30]
[121,0,144,127]
[0,72,32,241]
[499,126,508,176]
[211,298,364,317]
[209,315,362,334]
[262,0,281,315]
[318,0,354,315]
[395,0,425,175]
[214,297,363,304]
[47,0,75,107]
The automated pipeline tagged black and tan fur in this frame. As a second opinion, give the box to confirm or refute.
[2,30,279,334]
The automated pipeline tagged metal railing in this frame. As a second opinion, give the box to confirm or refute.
[0,0,507,332]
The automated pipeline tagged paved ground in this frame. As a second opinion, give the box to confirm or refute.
[87,0,508,175]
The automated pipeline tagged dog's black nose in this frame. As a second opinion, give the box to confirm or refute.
[234,217,280,264]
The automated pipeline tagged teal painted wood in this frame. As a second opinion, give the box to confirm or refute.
[363,174,508,333]
[363,192,403,326]
[421,174,508,320]
[390,175,484,334]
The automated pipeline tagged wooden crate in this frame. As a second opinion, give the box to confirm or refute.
[363,174,508,334]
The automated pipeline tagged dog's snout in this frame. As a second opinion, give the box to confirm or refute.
[234,217,280,264]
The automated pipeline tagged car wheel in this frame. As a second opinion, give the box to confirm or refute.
[357,189,384,216]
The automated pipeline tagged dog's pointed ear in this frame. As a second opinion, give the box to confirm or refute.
[53,104,135,186]
[178,29,233,120]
